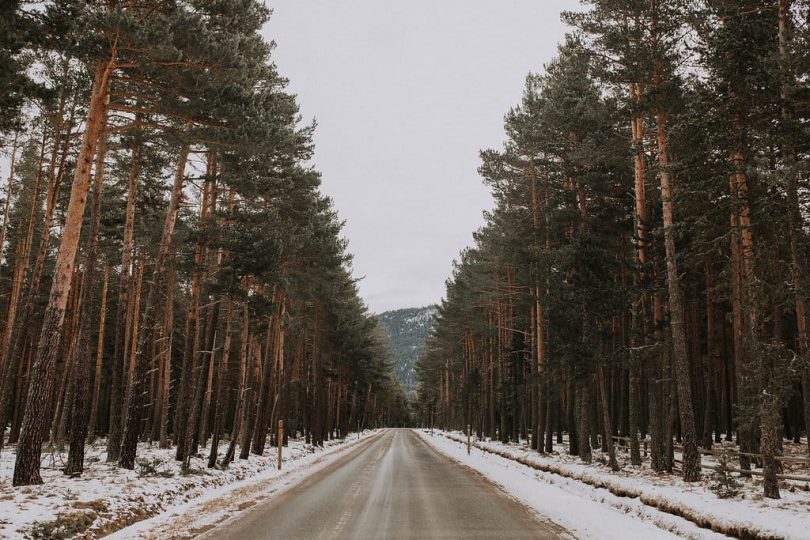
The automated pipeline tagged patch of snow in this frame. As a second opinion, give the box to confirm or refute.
[420,430,810,540]
[0,431,379,539]
[404,306,438,327]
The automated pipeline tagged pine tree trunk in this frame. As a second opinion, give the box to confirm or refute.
[13,56,115,486]
[598,361,619,471]
[223,303,249,466]
[252,317,275,456]
[158,261,175,449]
[628,81,646,467]
[566,374,577,455]
[239,335,261,460]
[535,292,546,453]
[628,301,642,466]
[654,106,701,482]
[183,300,220,469]
[208,300,233,468]
[9,340,32,443]
[544,391,554,452]
[119,143,190,470]
[761,390,781,498]
[65,120,109,475]
[776,0,810,460]
[52,272,82,449]
[107,138,141,462]
[87,266,109,442]
[577,383,592,463]
[174,173,212,458]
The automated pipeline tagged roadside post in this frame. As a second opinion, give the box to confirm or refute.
[467,424,471,455]
[277,420,283,470]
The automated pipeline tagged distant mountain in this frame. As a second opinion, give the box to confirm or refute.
[377,306,437,395]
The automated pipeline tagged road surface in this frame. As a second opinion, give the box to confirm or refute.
[204,429,567,539]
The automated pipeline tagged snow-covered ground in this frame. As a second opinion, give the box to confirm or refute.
[0,431,379,539]
[418,430,810,540]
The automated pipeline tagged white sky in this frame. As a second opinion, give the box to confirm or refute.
[264,1,578,313]
[0,1,579,313]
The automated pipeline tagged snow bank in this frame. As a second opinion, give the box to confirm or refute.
[0,431,378,539]
[424,430,810,540]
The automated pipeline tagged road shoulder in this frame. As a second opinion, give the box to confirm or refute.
[414,429,726,540]
[107,430,385,540]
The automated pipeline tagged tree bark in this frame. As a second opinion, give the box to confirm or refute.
[598,361,619,471]
[209,300,233,468]
[64,119,109,475]
[239,335,261,460]
[182,299,220,469]
[87,266,109,442]
[158,261,175,449]
[107,137,142,462]
[119,142,190,469]
[628,80,646,467]
[223,303,249,466]
[13,56,115,486]
[654,105,701,482]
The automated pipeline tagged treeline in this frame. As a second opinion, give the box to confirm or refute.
[415,0,809,499]
[0,1,405,487]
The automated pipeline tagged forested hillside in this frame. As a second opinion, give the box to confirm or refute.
[416,0,810,501]
[0,0,404,489]
[377,306,437,394]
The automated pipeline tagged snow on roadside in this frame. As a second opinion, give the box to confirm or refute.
[110,431,382,539]
[416,429,732,540]
[0,431,379,539]
[422,430,810,540]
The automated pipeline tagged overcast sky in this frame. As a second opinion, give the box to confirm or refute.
[264,1,578,313]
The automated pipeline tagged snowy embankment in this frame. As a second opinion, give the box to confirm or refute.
[419,430,809,540]
[0,431,379,539]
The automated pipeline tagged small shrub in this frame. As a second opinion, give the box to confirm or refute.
[137,457,173,478]
[180,466,210,477]
[710,453,742,499]
[74,499,108,513]
[31,510,96,540]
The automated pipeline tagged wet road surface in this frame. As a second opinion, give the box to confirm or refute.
[203,429,567,539]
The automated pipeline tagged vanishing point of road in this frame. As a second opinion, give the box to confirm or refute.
[203,429,568,539]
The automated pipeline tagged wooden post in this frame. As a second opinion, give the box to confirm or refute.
[277,419,283,470]
[467,424,471,455]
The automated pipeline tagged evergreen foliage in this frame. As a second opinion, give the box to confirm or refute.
[710,453,742,499]
[416,1,810,499]
[0,0,405,487]
[376,306,437,394]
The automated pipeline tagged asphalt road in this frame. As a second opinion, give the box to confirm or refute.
[204,428,567,539]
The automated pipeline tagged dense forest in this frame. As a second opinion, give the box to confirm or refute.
[0,1,406,488]
[416,0,810,499]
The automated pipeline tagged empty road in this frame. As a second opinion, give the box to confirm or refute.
[204,429,567,539]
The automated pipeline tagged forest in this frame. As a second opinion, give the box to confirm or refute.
[0,0,406,489]
[415,0,810,500]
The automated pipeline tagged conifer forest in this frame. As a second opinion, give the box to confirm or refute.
[0,0,405,491]
[1,1,810,539]
[416,0,810,502]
